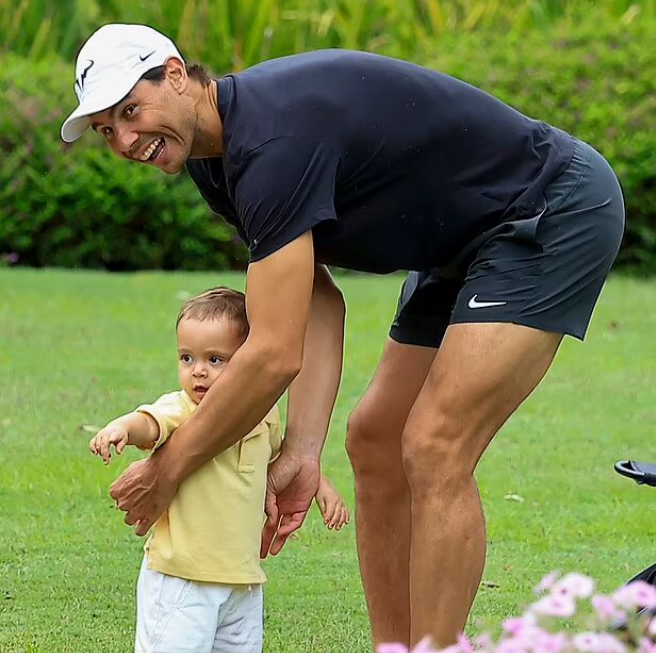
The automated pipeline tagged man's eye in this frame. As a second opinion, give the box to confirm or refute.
[101,126,113,138]
[209,356,224,365]
[124,105,136,118]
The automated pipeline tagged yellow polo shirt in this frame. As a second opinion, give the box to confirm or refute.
[136,391,281,585]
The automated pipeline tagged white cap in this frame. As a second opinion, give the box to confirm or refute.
[60,24,183,143]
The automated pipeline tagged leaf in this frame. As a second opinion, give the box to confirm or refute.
[79,424,102,434]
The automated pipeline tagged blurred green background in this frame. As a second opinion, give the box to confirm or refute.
[0,0,656,273]
[1,0,655,271]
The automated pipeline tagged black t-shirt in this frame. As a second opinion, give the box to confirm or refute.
[186,49,574,274]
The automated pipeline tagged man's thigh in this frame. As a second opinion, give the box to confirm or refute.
[404,321,562,474]
[349,337,437,446]
[390,271,460,349]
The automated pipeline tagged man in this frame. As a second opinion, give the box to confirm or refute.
[61,24,625,648]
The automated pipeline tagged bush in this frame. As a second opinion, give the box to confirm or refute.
[1,13,655,271]
[426,14,656,272]
[0,56,247,271]
[4,0,652,72]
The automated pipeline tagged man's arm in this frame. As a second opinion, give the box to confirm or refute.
[285,264,345,458]
[110,231,316,535]
[260,264,346,555]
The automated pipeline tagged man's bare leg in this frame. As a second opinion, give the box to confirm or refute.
[346,339,436,647]
[402,323,562,646]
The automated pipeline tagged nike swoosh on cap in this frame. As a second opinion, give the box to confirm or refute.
[139,51,156,61]
[468,294,507,309]
[75,59,95,94]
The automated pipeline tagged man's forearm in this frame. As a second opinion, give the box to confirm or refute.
[157,341,300,482]
[285,268,346,459]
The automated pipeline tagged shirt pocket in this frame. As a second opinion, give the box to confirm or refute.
[238,423,269,473]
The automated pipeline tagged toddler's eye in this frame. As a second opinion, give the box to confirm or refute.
[180,354,193,364]
[209,356,224,365]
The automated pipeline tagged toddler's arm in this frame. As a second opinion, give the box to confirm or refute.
[315,474,350,530]
[89,412,160,465]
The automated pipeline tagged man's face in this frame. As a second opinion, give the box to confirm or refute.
[89,74,195,174]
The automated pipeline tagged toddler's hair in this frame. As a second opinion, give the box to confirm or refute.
[177,287,249,339]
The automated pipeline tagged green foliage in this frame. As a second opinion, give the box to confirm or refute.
[1,12,654,271]
[0,56,246,271]
[1,0,655,72]
[426,14,656,271]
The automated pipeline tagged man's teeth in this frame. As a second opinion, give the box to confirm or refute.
[141,137,163,161]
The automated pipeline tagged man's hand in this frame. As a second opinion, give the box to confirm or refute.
[261,452,320,557]
[109,454,178,536]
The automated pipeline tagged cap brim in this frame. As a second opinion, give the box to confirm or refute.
[60,76,139,143]
[61,104,97,143]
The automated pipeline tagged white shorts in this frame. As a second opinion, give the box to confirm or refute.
[135,556,264,653]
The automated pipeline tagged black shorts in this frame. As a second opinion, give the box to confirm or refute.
[390,139,625,348]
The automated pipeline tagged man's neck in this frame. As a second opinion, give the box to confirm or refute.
[190,79,223,158]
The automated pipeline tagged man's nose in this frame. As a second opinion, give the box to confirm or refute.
[115,125,139,156]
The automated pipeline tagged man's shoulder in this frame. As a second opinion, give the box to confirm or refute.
[184,157,236,221]
[185,157,215,185]
[240,49,400,75]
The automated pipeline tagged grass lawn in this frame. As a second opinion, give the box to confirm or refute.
[1,268,655,653]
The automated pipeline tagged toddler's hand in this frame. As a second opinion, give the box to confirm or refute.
[89,425,129,465]
[315,476,350,530]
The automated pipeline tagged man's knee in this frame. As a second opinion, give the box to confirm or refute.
[346,403,401,476]
[401,410,479,493]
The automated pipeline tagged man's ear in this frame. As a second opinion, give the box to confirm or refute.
[164,57,188,94]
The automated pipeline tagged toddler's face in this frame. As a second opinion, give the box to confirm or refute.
[177,317,246,404]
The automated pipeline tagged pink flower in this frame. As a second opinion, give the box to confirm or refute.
[503,614,538,636]
[513,625,567,653]
[457,635,474,653]
[573,633,603,652]
[530,594,577,618]
[613,581,656,610]
[639,637,656,653]
[571,633,627,653]
[535,572,561,594]
[496,638,527,653]
[552,573,596,599]
[541,633,569,653]
[591,594,627,625]
[596,634,627,653]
